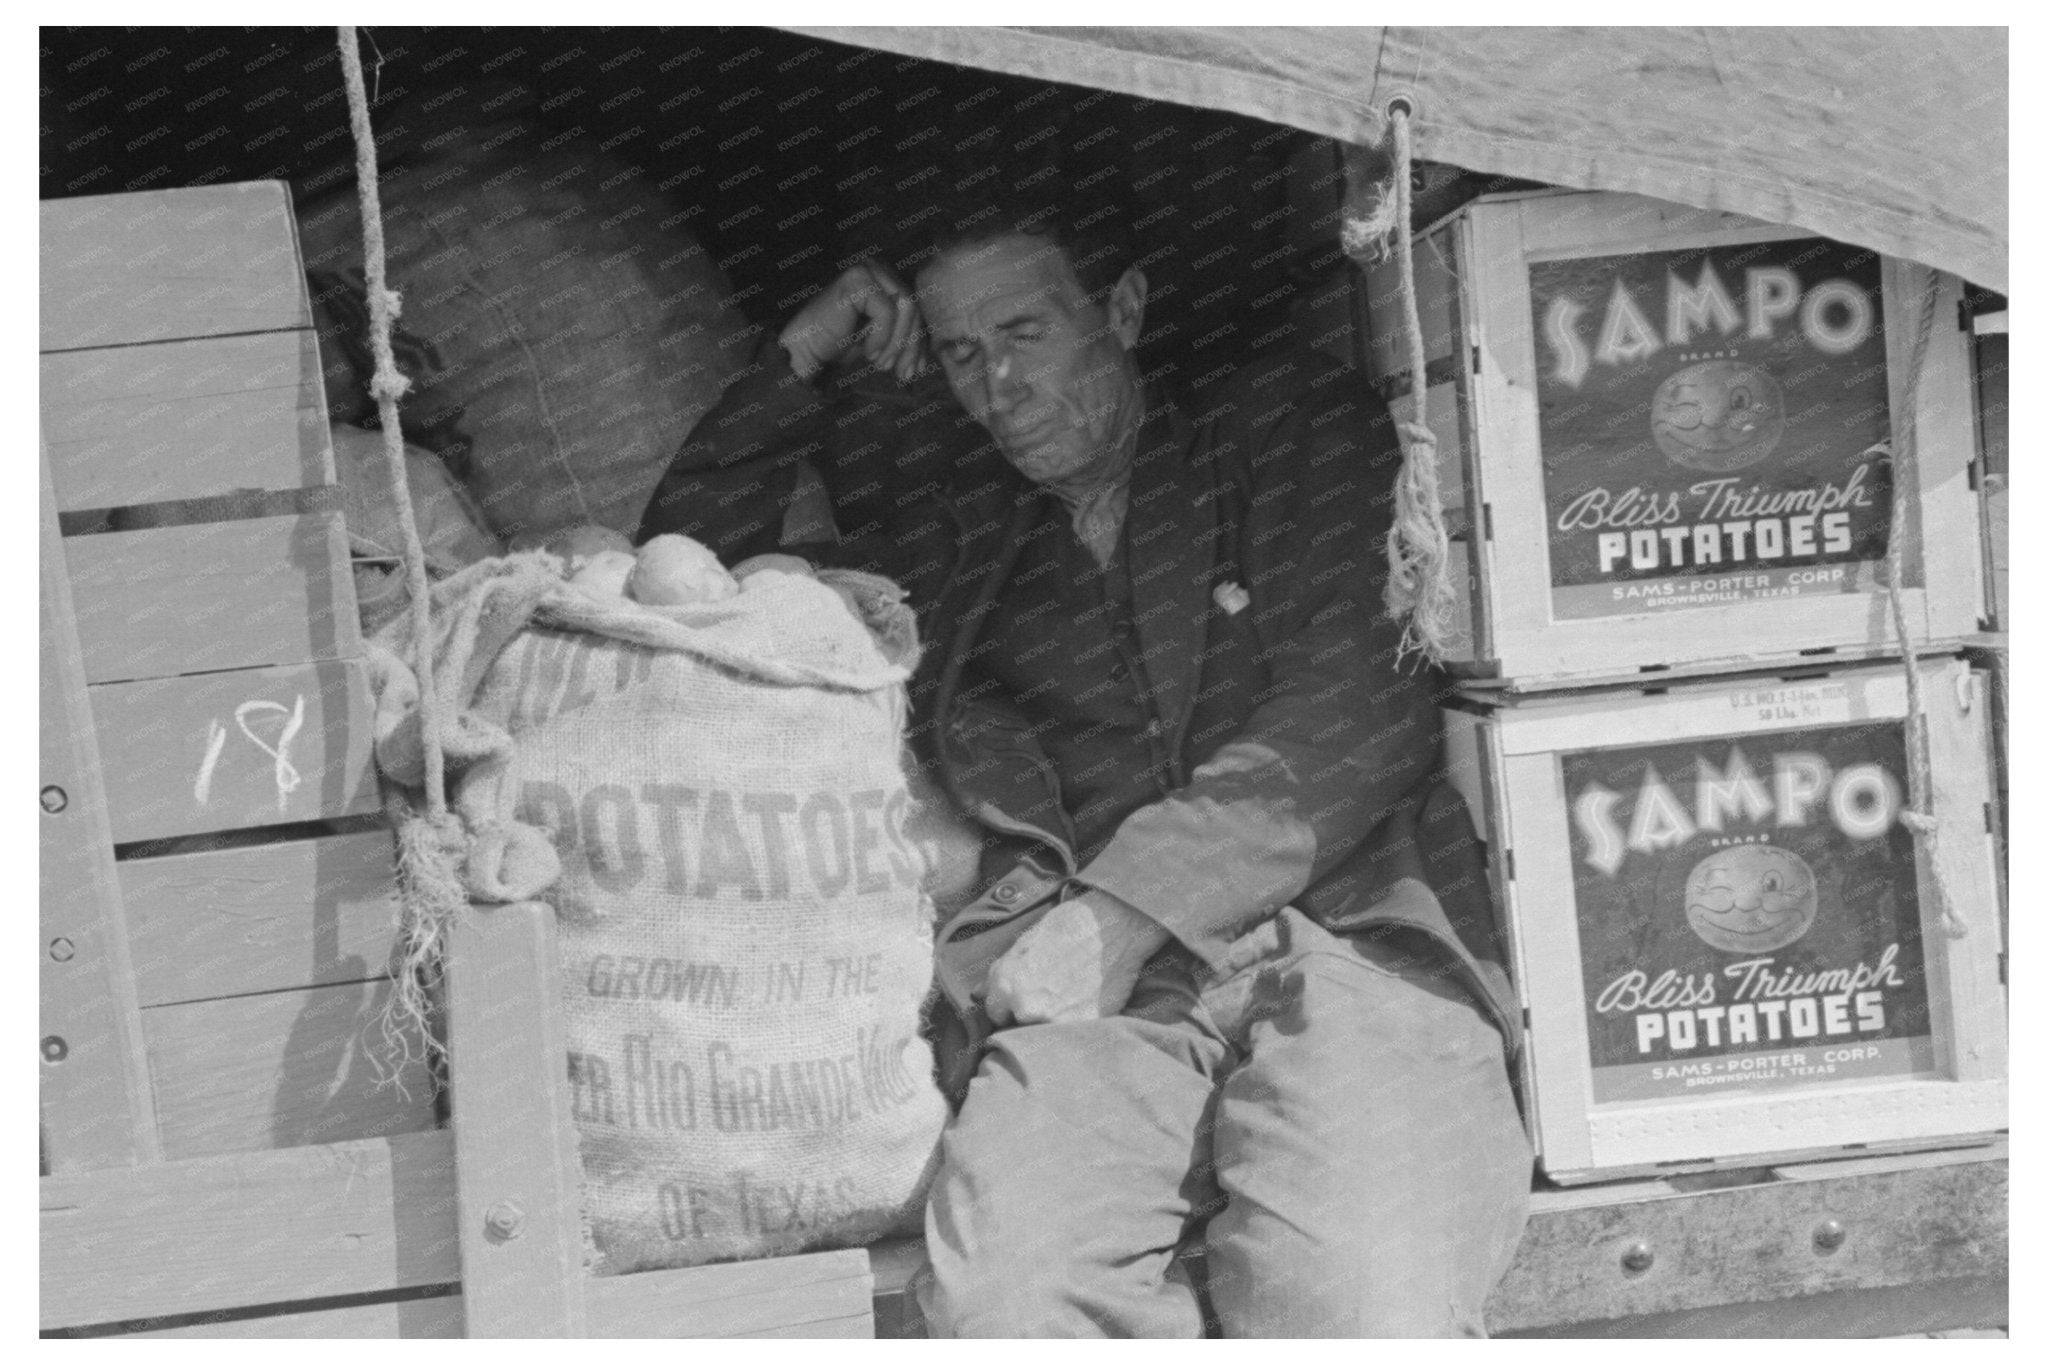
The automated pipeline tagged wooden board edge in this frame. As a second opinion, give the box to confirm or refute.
[74,1290,464,1339]
[39,436,160,1172]
[40,1129,457,1331]
[448,899,589,1336]
[587,1250,874,1338]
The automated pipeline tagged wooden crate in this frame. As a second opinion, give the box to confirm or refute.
[1442,657,2006,1182]
[1361,189,1986,690]
[41,181,880,1339]
[38,182,440,1334]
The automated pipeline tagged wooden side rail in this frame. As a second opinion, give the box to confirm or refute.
[39,1130,459,1332]
[445,900,589,1336]
[39,442,157,1175]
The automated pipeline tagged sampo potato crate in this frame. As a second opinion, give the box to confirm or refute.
[1362,189,1989,690]
[1443,657,2006,1182]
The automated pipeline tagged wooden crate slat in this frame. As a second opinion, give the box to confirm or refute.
[40,331,332,511]
[1771,1137,2006,1182]
[88,657,379,843]
[126,1294,464,1339]
[121,831,403,1008]
[39,442,160,1173]
[40,182,312,352]
[1974,330,2007,630]
[1500,1274,2006,1339]
[1486,1158,2006,1334]
[587,1249,874,1338]
[143,979,436,1160]
[67,511,361,684]
[39,1129,459,1331]
[728,1312,874,1338]
[448,899,590,1336]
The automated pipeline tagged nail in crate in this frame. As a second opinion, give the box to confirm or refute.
[1362,189,1987,690]
[1442,657,2006,1183]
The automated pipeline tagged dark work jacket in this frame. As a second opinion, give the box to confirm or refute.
[640,338,1522,1090]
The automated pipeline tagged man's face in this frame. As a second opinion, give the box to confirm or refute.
[915,233,1142,487]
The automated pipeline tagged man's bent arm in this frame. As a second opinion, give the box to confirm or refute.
[1078,377,1441,969]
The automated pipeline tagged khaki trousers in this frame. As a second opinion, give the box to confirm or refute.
[919,907,1532,1337]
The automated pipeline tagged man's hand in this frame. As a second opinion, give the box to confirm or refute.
[779,259,928,384]
[982,890,1173,1028]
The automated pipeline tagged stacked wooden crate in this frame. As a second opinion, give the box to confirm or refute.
[39,182,435,1172]
[38,181,453,1334]
[39,182,878,1339]
[1355,189,2008,1186]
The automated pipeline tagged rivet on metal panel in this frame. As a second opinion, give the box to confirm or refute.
[1620,1241,1655,1275]
[40,785,68,814]
[48,938,75,962]
[485,1200,526,1241]
[41,1035,68,1063]
[1813,1218,1848,1253]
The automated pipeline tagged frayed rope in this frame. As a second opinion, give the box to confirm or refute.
[340,25,469,1083]
[1375,106,1459,667]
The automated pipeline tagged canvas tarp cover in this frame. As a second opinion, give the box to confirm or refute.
[787,26,2007,292]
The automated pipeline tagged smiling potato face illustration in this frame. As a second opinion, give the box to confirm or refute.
[1651,359,1787,471]
[1684,844,1818,953]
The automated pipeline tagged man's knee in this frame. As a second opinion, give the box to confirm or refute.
[920,1252,1108,1338]
[922,1231,1207,1339]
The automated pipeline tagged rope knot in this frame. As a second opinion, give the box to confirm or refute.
[1395,419,1437,456]
[1340,208,1395,263]
[423,808,467,855]
[370,370,413,402]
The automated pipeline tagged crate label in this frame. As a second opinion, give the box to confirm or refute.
[1530,238,1893,619]
[1726,682,1850,726]
[1561,722,1936,1103]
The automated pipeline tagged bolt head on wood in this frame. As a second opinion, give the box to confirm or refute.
[40,785,67,814]
[1813,1218,1848,1253]
[49,938,75,962]
[1620,1241,1655,1274]
[485,1200,526,1241]
[41,1035,68,1063]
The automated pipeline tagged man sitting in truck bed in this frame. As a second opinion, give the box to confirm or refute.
[639,177,1532,1337]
